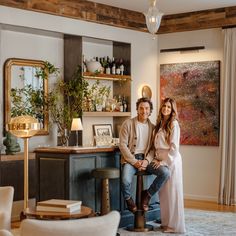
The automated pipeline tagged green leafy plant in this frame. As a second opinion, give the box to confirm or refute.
[47,66,89,145]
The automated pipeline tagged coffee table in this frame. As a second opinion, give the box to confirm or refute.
[24,206,93,220]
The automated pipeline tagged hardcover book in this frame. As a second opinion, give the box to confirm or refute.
[36,199,82,213]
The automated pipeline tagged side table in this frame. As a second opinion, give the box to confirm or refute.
[24,206,93,220]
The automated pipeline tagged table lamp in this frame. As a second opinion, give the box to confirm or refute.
[7,115,40,210]
[71,118,83,146]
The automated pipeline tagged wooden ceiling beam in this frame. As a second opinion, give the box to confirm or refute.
[0,0,236,34]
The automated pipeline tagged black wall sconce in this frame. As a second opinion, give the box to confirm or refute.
[160,46,205,53]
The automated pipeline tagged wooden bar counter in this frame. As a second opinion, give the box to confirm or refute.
[34,146,160,227]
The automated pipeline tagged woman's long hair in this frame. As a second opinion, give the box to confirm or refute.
[154,97,179,144]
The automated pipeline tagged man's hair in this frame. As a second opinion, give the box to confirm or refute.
[136,97,153,113]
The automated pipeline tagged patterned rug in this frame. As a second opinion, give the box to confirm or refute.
[118,209,236,236]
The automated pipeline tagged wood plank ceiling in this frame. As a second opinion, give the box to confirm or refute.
[0,0,236,33]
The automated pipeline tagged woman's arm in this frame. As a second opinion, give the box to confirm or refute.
[166,120,180,166]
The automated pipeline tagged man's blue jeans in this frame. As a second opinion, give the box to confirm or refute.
[121,154,170,200]
[121,153,144,200]
[146,163,170,196]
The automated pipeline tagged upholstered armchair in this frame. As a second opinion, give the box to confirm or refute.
[0,186,14,231]
[0,229,14,236]
[19,210,120,236]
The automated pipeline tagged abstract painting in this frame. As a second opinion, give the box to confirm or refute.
[160,61,220,146]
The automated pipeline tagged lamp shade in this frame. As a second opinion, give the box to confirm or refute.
[7,115,40,138]
[144,0,164,35]
[71,118,83,131]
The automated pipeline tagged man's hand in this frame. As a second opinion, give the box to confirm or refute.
[140,159,149,170]
[133,160,142,169]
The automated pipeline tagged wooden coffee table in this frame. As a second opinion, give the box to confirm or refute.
[24,206,93,220]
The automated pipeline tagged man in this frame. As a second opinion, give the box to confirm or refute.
[119,97,170,213]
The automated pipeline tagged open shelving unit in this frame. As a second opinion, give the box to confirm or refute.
[64,35,131,144]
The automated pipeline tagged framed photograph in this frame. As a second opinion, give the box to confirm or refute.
[93,124,113,137]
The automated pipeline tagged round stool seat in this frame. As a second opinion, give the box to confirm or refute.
[92,168,120,179]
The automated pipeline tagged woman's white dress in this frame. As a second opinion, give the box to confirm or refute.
[154,120,186,233]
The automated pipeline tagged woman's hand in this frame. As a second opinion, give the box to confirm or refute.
[151,159,161,169]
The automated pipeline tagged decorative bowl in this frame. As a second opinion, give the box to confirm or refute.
[86,61,101,73]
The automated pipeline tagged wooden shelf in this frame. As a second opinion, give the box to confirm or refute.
[83,111,131,117]
[83,72,131,81]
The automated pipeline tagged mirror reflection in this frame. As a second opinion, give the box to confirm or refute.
[4,58,49,135]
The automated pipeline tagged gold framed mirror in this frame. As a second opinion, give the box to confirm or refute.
[4,58,49,135]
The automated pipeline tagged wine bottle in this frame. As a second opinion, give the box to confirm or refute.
[119,58,125,75]
[122,96,128,112]
[111,57,116,75]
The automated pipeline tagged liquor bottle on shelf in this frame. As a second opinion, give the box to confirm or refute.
[105,56,111,74]
[119,58,125,75]
[111,57,116,75]
[115,59,121,75]
[122,96,128,112]
[118,95,123,112]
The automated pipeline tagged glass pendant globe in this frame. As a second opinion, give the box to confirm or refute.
[144,4,164,35]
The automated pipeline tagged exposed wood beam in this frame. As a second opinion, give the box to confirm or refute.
[0,0,236,34]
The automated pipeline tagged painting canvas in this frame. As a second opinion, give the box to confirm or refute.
[160,61,220,146]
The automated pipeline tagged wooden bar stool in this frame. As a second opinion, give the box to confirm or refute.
[92,167,120,215]
[127,170,153,232]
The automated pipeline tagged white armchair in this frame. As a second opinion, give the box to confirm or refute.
[0,229,14,236]
[0,186,14,231]
[20,211,120,236]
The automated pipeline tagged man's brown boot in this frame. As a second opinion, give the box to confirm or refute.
[141,190,151,211]
[126,197,137,213]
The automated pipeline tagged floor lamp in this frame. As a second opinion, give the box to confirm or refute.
[7,115,40,210]
[71,118,83,146]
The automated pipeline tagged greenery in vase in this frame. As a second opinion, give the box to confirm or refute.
[47,66,89,141]
[85,80,111,110]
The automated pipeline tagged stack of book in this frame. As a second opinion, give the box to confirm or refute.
[36,199,82,213]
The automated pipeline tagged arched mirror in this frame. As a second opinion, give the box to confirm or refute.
[4,58,49,135]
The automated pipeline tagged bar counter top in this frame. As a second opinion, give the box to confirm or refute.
[34,145,119,154]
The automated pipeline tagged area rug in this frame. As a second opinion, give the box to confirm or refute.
[118,209,236,236]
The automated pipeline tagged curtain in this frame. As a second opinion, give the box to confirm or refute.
[219,28,236,205]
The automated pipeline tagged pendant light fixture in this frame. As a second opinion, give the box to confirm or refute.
[144,0,164,35]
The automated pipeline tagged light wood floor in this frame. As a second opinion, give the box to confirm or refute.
[184,199,236,212]
[11,199,236,229]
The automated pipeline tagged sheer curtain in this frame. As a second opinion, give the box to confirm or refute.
[219,28,236,205]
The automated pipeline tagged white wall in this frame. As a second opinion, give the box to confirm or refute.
[158,29,223,201]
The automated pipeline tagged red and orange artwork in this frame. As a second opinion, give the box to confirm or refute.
[160,61,220,146]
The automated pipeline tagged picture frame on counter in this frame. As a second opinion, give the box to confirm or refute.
[93,124,113,137]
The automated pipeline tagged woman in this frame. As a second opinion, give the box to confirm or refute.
[151,97,185,233]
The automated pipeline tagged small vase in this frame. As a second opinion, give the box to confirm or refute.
[95,104,103,112]
[58,129,70,146]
